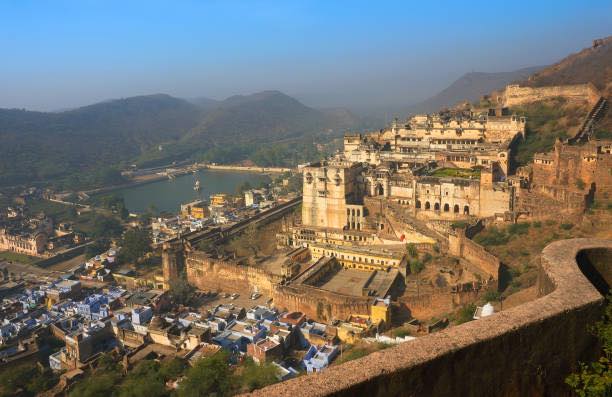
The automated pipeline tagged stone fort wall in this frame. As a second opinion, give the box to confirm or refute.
[185,251,282,295]
[503,83,600,107]
[247,239,612,397]
[448,229,500,281]
[272,284,373,323]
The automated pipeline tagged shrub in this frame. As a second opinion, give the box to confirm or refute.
[507,222,530,236]
[560,223,574,230]
[455,303,476,324]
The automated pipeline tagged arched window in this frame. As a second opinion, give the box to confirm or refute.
[425,202,431,210]
[434,203,440,211]
[464,205,470,215]
[416,200,421,209]
[454,204,460,213]
[444,203,450,212]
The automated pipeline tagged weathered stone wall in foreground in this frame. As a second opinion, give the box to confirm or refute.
[246,239,611,397]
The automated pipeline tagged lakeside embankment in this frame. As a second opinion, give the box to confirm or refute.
[83,164,294,196]
[202,164,293,173]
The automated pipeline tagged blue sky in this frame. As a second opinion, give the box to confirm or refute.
[1,0,611,110]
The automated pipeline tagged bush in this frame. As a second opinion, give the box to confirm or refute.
[533,221,542,228]
[566,295,612,396]
[455,303,476,324]
[474,227,509,246]
[178,352,232,397]
[507,222,530,236]
[240,358,279,392]
[560,223,574,230]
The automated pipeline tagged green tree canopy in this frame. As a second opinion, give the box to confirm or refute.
[118,228,152,264]
[178,352,232,397]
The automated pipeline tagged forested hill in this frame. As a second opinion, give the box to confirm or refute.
[185,90,356,143]
[0,91,360,188]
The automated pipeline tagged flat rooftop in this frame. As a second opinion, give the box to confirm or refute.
[316,268,372,296]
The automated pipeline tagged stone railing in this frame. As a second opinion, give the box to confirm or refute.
[246,238,611,397]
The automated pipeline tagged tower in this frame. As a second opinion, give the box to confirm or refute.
[162,240,185,290]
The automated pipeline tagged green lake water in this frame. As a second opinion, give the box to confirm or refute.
[112,169,270,213]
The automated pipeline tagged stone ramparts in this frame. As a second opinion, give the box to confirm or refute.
[503,83,600,107]
[247,238,611,397]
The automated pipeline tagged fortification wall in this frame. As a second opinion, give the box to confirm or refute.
[448,230,500,281]
[399,288,482,319]
[503,83,600,107]
[272,284,373,322]
[248,239,612,397]
[185,252,281,295]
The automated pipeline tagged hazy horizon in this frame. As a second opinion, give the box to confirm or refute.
[1,0,611,112]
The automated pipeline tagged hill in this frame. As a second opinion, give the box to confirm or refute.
[507,37,612,167]
[522,36,612,96]
[186,91,334,143]
[404,66,544,115]
[0,91,360,188]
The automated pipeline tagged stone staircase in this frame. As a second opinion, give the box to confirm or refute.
[385,201,449,249]
[568,96,608,144]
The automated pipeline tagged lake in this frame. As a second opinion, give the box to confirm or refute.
[112,169,271,213]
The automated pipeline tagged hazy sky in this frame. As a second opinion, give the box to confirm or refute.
[1,0,611,111]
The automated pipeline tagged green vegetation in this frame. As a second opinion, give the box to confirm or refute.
[178,352,233,397]
[0,251,37,264]
[0,91,358,189]
[0,364,59,396]
[429,167,481,179]
[566,296,612,397]
[405,243,418,258]
[455,303,476,325]
[239,359,280,392]
[90,214,124,238]
[118,228,152,264]
[84,238,111,259]
[511,98,576,166]
[169,273,195,306]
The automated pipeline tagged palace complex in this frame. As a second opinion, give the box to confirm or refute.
[163,91,611,333]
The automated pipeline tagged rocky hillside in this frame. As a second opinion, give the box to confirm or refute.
[404,66,543,115]
[522,36,612,96]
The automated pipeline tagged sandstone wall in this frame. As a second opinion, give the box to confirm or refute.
[399,288,483,320]
[448,231,500,281]
[272,284,373,323]
[503,83,600,107]
[247,239,611,397]
[185,252,281,295]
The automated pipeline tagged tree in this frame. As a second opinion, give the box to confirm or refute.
[410,259,425,297]
[566,296,612,396]
[455,303,476,325]
[169,273,195,306]
[406,243,418,258]
[118,228,152,264]
[0,364,58,396]
[240,358,279,392]
[84,238,111,259]
[178,352,233,397]
[118,361,166,397]
[91,215,123,238]
[230,223,260,257]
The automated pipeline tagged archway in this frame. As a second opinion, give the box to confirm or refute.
[444,203,449,212]
[425,202,431,210]
[434,203,440,211]
[376,184,384,196]
[454,204,460,213]
[464,205,470,215]
[416,200,421,209]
